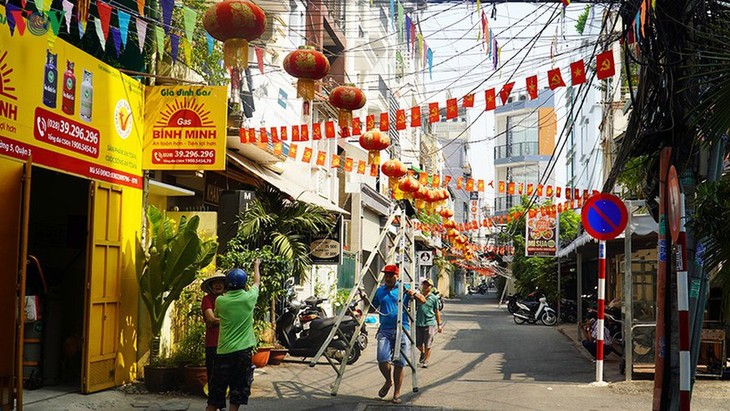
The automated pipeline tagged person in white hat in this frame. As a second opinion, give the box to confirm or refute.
[201,272,227,388]
[415,278,442,368]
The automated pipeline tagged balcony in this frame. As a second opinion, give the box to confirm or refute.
[494,141,539,160]
[494,195,523,214]
[323,0,346,32]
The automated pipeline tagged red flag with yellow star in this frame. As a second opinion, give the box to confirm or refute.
[316,151,326,166]
[526,75,538,100]
[446,98,458,119]
[239,127,248,143]
[396,109,406,130]
[463,93,474,108]
[411,106,422,128]
[596,50,616,80]
[325,121,335,138]
[380,112,389,132]
[273,142,283,156]
[301,124,309,141]
[556,186,562,197]
[507,182,515,195]
[248,128,256,143]
[419,172,428,185]
[518,183,524,194]
[259,128,268,143]
[466,178,474,191]
[498,180,505,193]
[428,102,440,123]
[485,88,497,111]
[548,68,566,89]
[499,82,515,105]
[357,160,367,174]
[537,184,543,196]
[442,175,452,187]
[289,144,298,159]
[271,127,279,143]
[292,125,300,142]
[344,157,354,172]
[302,147,313,163]
[432,174,441,187]
[331,154,341,168]
[570,59,586,85]
[477,179,485,192]
[527,183,534,195]
[457,177,464,189]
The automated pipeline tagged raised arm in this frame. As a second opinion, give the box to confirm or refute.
[252,259,261,288]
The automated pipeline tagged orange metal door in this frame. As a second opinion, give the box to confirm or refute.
[0,157,31,411]
[81,182,123,393]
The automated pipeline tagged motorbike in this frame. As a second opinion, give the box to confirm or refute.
[512,294,557,326]
[505,290,541,314]
[468,281,489,295]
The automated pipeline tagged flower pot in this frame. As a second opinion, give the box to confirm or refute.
[267,348,288,365]
[251,347,271,368]
[144,365,182,393]
[183,365,208,396]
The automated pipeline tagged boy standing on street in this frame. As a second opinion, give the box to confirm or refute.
[206,260,260,411]
[415,278,443,368]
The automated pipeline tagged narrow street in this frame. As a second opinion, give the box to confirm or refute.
[24,290,729,410]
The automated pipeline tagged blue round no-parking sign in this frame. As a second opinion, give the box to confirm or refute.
[581,193,628,241]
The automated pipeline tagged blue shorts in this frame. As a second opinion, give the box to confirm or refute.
[376,328,410,367]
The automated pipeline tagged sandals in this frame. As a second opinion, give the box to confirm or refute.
[378,382,392,398]
[392,397,402,404]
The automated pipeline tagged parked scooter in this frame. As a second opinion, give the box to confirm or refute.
[468,280,489,295]
[512,294,557,326]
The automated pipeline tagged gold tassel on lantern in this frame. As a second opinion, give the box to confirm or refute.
[297,79,316,100]
[338,109,353,127]
[224,38,249,68]
[368,151,381,165]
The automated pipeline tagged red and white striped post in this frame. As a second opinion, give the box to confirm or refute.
[595,239,607,384]
[676,193,690,410]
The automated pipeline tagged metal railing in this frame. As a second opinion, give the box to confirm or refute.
[494,141,539,159]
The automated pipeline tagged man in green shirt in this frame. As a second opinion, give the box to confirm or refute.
[206,260,260,411]
[415,279,442,368]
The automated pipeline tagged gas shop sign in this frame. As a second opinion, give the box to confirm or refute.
[144,85,227,170]
[309,215,343,265]
[525,210,559,257]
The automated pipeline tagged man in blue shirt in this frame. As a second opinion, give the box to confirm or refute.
[371,264,425,404]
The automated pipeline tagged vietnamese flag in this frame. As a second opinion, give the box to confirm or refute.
[574,188,581,199]
[331,154,341,168]
[548,68,566,89]
[396,109,406,130]
[325,121,335,138]
[485,88,496,111]
[527,183,534,195]
[570,59,587,85]
[463,93,474,108]
[507,182,515,195]
[596,50,616,80]
[289,144,298,159]
[526,75,539,100]
[442,175,452,187]
[239,128,248,143]
[273,142,283,156]
[302,147,313,163]
[537,184,543,196]
[344,157,354,172]
[312,123,322,140]
[366,114,375,130]
[259,128,268,143]
[466,178,474,191]
[518,183,523,194]
[499,82,515,105]
[446,98,458,119]
[566,188,572,199]
[457,177,464,190]
[477,179,485,192]
[316,151,326,166]
[271,127,279,143]
[428,102,440,123]
[357,160,367,175]
[352,118,362,135]
[556,186,562,198]
[432,174,441,187]
[583,189,589,200]
[557,203,564,213]
[419,172,428,185]
[301,124,309,141]
[292,125,300,142]
[411,106,422,127]
[380,112,389,132]
[498,181,505,193]
[546,185,554,197]
[244,128,254,143]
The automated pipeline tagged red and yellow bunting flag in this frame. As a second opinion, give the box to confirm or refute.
[357,160,367,174]
[477,179,485,191]
[331,154,341,168]
[396,109,407,130]
[485,88,496,111]
[432,174,441,187]
[507,182,515,195]
[271,127,279,143]
[466,178,474,191]
[419,172,428,185]
[325,121,336,138]
[273,142,283,156]
[366,115,375,130]
[566,188,572,199]
[498,180,505,193]
[280,126,288,141]
[457,177,464,189]
[239,127,248,143]
[259,128,268,143]
[289,144,298,159]
[548,68,566,89]
[446,98,458,119]
[527,183,534,195]
[428,102,440,123]
[574,188,581,199]
[316,151,326,166]
[380,112,389,131]
[442,175,452,187]
[301,124,309,141]
[596,50,616,80]
[353,118,362,135]
[411,106,422,127]
[302,147,313,163]
[463,93,475,108]
[246,128,255,143]
[344,157,354,172]
[340,126,350,138]
[536,184,543,196]
[526,75,539,99]
[546,185,553,196]
[518,183,524,194]
[312,123,322,140]
[570,59,586,85]
[556,186,562,197]
[292,125,300,141]
[499,81,515,105]
[370,164,378,176]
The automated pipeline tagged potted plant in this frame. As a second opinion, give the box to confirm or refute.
[251,320,273,368]
[268,342,288,365]
[173,322,208,396]
[137,205,217,392]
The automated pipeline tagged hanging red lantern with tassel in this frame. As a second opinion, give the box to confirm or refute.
[381,159,407,189]
[329,84,367,127]
[439,208,454,219]
[203,1,267,68]
[398,176,420,197]
[359,129,390,165]
[283,45,330,101]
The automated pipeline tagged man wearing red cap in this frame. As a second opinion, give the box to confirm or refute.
[371,264,425,404]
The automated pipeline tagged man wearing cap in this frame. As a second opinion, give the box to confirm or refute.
[415,278,443,368]
[371,264,426,404]
[201,272,227,390]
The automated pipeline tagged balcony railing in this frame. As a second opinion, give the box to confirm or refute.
[494,141,539,159]
[494,195,523,214]
[378,74,389,102]
[323,0,346,32]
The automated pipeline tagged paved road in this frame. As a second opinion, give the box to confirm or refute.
[24,291,729,410]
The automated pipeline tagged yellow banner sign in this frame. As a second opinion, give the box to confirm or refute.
[0,23,144,188]
[144,86,227,170]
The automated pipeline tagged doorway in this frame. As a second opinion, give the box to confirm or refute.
[25,167,89,394]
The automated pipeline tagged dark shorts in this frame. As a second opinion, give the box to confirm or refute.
[208,348,254,409]
[416,325,437,348]
[205,346,217,382]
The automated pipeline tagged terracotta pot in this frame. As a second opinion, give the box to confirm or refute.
[144,365,182,393]
[267,348,288,365]
[183,365,208,396]
[251,347,271,368]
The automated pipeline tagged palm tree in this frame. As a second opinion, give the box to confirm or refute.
[234,183,335,282]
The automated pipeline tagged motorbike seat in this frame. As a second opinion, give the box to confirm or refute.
[310,316,354,331]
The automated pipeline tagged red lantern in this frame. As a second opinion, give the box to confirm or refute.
[381,159,407,189]
[443,219,456,229]
[329,84,367,127]
[398,176,420,193]
[447,228,459,239]
[203,1,266,68]
[359,129,390,165]
[439,208,454,219]
[283,45,330,101]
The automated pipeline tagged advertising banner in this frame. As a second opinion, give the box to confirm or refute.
[309,215,343,265]
[144,85,228,170]
[0,24,144,188]
[525,210,559,257]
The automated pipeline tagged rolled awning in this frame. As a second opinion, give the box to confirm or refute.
[226,151,349,215]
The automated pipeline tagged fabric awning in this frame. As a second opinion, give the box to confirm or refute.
[226,152,349,215]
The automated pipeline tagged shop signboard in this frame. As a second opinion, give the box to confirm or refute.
[0,25,144,188]
[144,85,228,170]
[525,210,559,257]
[309,215,343,265]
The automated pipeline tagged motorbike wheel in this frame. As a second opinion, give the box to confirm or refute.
[541,310,557,326]
[328,344,361,365]
[513,315,526,324]
[507,303,517,314]
[357,332,368,351]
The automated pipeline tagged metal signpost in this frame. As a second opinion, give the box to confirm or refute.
[581,193,629,385]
